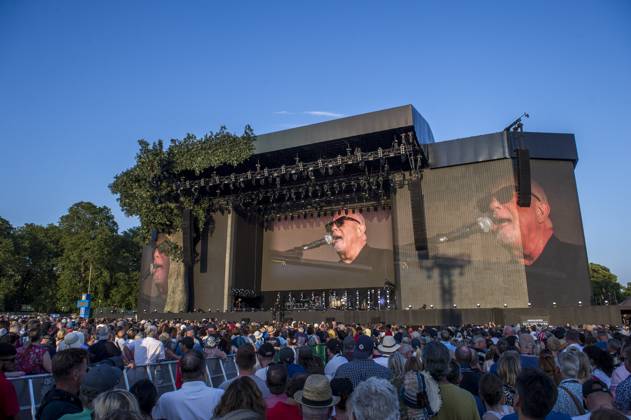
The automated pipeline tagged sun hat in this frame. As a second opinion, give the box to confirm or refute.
[63,331,84,349]
[294,374,340,408]
[378,335,401,354]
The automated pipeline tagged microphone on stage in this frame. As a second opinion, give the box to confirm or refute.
[301,234,334,250]
[432,216,493,243]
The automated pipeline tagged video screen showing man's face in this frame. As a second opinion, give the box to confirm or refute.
[261,209,394,291]
[151,246,170,296]
[477,182,553,266]
[326,213,368,264]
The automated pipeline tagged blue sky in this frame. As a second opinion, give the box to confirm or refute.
[1,1,630,283]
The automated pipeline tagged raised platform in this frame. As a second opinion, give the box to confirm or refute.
[137,305,623,326]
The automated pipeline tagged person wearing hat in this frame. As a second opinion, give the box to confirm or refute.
[59,331,85,351]
[334,335,391,388]
[203,336,227,360]
[374,335,401,368]
[58,364,121,420]
[294,374,340,420]
[254,343,276,382]
[0,343,20,420]
[577,378,624,418]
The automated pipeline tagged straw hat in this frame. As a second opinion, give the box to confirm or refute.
[294,374,340,408]
[378,335,401,354]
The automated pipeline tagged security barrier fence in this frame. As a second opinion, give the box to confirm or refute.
[8,356,239,420]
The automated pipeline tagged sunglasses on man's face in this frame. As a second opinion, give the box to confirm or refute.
[325,216,361,232]
[476,185,541,213]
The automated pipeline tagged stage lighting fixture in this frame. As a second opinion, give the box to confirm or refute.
[453,304,457,308]
[578,300,583,307]
[552,301,557,307]
[476,303,480,308]
[605,300,609,305]
[429,304,434,309]
[528,302,532,307]
[503,303,508,308]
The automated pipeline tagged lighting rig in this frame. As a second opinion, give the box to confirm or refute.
[175,131,423,226]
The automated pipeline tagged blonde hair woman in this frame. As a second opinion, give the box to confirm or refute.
[93,389,141,420]
[497,350,521,407]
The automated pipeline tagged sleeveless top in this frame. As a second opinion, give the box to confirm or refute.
[16,344,48,374]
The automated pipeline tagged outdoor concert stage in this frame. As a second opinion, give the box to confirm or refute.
[143,306,622,326]
[138,105,594,319]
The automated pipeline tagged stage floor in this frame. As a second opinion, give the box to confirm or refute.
[136,305,622,326]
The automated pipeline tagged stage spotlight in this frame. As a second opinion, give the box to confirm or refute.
[578,300,583,307]
[476,303,480,308]
[407,305,412,310]
[429,304,434,309]
[528,302,532,307]
[605,300,609,305]
[503,303,508,308]
[452,304,457,308]
[552,301,557,307]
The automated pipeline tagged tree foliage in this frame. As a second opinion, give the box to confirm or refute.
[590,262,625,304]
[109,126,255,245]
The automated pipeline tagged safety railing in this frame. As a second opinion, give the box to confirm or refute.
[8,355,239,420]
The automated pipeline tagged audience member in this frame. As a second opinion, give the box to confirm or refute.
[214,376,266,420]
[502,368,567,420]
[375,335,400,367]
[349,377,399,420]
[554,350,585,416]
[498,350,521,407]
[424,342,479,420]
[16,327,52,374]
[611,344,631,398]
[152,351,224,420]
[92,389,141,420]
[254,343,275,381]
[220,344,270,398]
[278,347,306,378]
[293,374,340,420]
[324,339,347,380]
[129,379,158,420]
[330,378,353,420]
[37,349,88,420]
[334,335,391,388]
[0,343,19,420]
[266,372,306,420]
[455,345,483,397]
[265,363,288,408]
[478,372,513,420]
[129,325,165,366]
[88,325,121,364]
[59,364,121,420]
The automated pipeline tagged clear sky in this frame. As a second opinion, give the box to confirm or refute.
[1,1,630,283]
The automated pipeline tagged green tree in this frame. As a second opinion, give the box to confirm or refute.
[104,227,142,310]
[13,224,62,312]
[57,202,119,311]
[590,262,625,304]
[0,217,20,310]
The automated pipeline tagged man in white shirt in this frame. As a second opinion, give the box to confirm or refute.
[324,338,350,380]
[152,351,224,420]
[128,325,165,365]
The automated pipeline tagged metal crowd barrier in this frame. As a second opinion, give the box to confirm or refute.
[8,355,239,420]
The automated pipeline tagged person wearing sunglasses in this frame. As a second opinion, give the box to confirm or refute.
[480,180,588,306]
[326,213,369,264]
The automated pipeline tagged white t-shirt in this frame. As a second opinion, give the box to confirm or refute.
[324,354,348,379]
[129,336,165,365]
[255,366,269,382]
[152,381,224,420]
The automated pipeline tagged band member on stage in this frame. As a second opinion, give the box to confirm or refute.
[478,179,589,305]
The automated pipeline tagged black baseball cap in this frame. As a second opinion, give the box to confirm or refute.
[583,378,610,397]
[258,343,275,358]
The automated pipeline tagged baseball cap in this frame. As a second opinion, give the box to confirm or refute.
[258,343,275,358]
[342,335,356,352]
[279,347,295,364]
[81,365,121,393]
[583,378,610,397]
[326,339,342,354]
[353,335,374,359]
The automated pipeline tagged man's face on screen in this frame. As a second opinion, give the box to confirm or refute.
[151,247,170,295]
[329,213,367,263]
[486,186,541,251]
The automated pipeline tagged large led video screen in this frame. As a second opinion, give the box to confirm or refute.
[394,158,591,308]
[261,210,395,291]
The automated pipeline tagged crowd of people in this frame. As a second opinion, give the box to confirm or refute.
[2,314,631,419]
